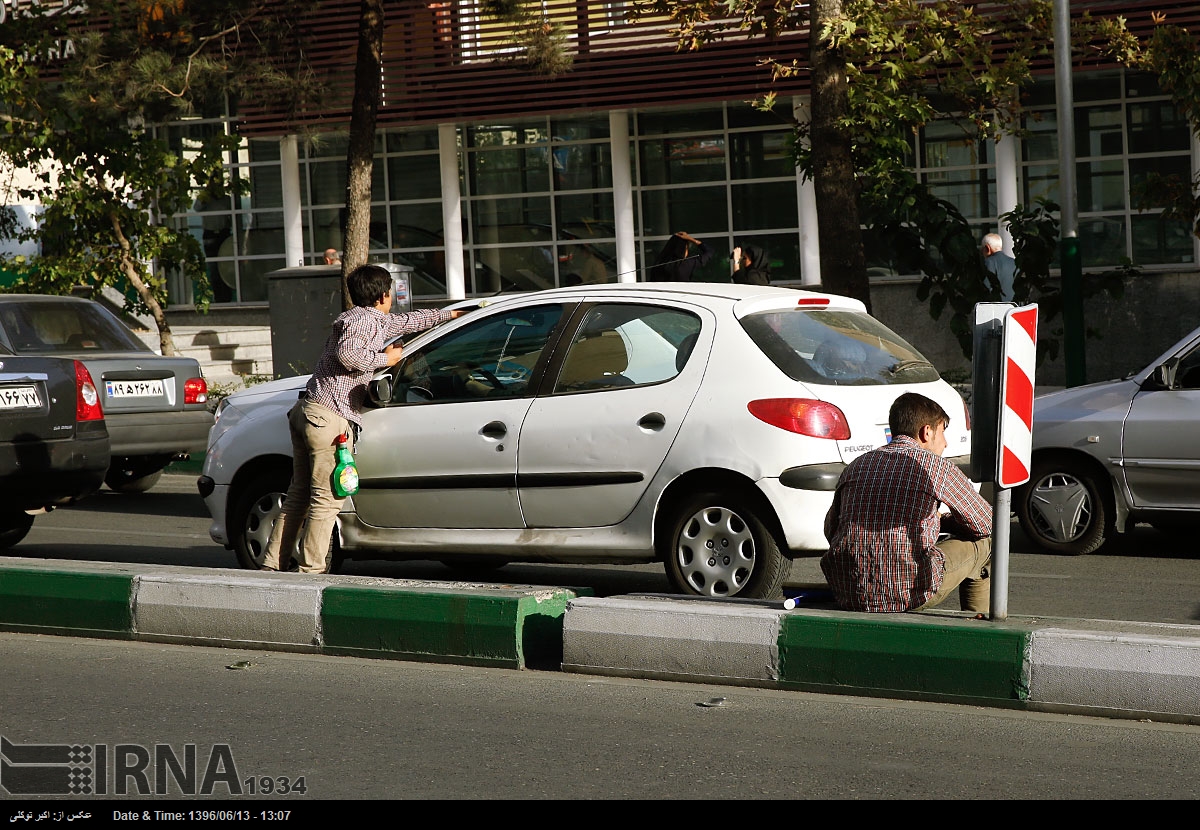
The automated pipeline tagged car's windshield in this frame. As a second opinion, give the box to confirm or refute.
[741,308,941,386]
[0,301,151,354]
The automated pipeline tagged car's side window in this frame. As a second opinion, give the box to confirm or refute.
[390,304,564,404]
[553,304,702,394]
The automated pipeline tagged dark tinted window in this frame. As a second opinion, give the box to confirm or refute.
[0,301,151,354]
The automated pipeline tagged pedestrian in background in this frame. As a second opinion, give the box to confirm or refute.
[730,242,771,285]
[261,264,464,574]
[324,248,341,266]
[981,232,1016,302]
[647,231,713,282]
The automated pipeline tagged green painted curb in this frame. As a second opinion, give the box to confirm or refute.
[0,568,134,638]
[320,586,576,669]
[777,613,1032,704]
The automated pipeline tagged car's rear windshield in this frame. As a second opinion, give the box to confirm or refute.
[741,308,941,386]
[0,301,151,355]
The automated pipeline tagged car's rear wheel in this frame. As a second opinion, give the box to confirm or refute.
[661,491,790,599]
[1015,458,1110,555]
[229,469,344,573]
[0,511,34,551]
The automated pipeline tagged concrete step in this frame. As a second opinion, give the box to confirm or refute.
[134,325,276,391]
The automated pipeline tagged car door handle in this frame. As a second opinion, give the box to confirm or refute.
[481,420,508,439]
[638,412,666,432]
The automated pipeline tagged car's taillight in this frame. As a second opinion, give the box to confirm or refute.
[185,377,208,405]
[747,398,851,440]
[74,360,103,422]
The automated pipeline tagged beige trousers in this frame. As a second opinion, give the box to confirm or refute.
[261,399,353,574]
[915,536,993,614]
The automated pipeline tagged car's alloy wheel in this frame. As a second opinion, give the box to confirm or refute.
[1015,460,1109,555]
[0,511,35,552]
[230,470,342,573]
[662,492,789,599]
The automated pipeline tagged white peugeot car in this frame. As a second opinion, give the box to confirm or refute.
[198,283,972,599]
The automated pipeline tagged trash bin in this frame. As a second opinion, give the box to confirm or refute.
[267,262,414,378]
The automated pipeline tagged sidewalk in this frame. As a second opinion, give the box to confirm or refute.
[2,556,1199,725]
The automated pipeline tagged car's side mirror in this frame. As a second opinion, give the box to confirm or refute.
[367,374,393,407]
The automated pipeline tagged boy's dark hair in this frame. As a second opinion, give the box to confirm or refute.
[346,264,392,307]
[889,392,950,439]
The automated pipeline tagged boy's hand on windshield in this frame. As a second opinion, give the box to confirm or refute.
[384,342,404,366]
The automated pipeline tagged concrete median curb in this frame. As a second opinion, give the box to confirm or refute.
[3,559,1200,724]
[0,559,576,670]
[561,595,1200,725]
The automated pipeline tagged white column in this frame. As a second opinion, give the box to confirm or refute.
[610,110,637,282]
[439,123,466,300]
[995,131,1019,255]
[793,97,821,286]
[280,135,304,267]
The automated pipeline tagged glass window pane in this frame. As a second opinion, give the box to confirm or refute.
[732,181,798,231]
[309,207,343,253]
[391,203,445,248]
[730,131,795,179]
[1021,112,1058,162]
[1127,101,1190,154]
[551,116,610,140]
[637,108,723,135]
[469,146,551,195]
[732,232,800,283]
[552,142,612,191]
[242,166,282,210]
[1077,160,1125,212]
[467,123,549,148]
[388,153,442,200]
[1125,71,1163,99]
[556,194,615,227]
[1129,155,1191,198]
[1132,214,1194,265]
[1022,163,1060,206]
[560,242,615,285]
[923,169,995,220]
[555,304,701,392]
[640,186,728,237]
[308,160,384,206]
[1078,215,1126,267]
[248,138,280,163]
[471,196,552,232]
[727,103,793,129]
[234,257,284,303]
[640,137,726,185]
[921,122,988,167]
[1075,72,1121,102]
[1076,105,1124,157]
[385,129,440,152]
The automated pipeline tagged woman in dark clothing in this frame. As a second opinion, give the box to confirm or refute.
[647,231,713,282]
[731,243,771,285]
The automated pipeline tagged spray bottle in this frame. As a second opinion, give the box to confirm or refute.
[331,432,359,498]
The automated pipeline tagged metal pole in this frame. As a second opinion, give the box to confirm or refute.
[1054,0,1086,386]
[990,487,1011,621]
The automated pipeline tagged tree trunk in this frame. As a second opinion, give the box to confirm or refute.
[110,213,177,356]
[341,0,386,311]
[810,0,872,312]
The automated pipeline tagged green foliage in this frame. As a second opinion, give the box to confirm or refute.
[482,0,573,77]
[0,1,320,340]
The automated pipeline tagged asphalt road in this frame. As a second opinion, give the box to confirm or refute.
[2,632,1199,801]
[11,472,1200,626]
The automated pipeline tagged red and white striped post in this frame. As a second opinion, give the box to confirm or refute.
[991,304,1038,620]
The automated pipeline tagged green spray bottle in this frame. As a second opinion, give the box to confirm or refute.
[331,432,360,498]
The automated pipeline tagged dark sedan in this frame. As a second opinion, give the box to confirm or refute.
[0,295,212,492]
[0,354,110,548]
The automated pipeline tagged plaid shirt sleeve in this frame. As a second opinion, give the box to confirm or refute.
[932,459,992,538]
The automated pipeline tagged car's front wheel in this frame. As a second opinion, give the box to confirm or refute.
[661,491,790,599]
[0,511,34,551]
[229,469,343,573]
[1015,458,1111,555]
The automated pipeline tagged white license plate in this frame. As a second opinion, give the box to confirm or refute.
[106,379,165,398]
[0,385,42,410]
